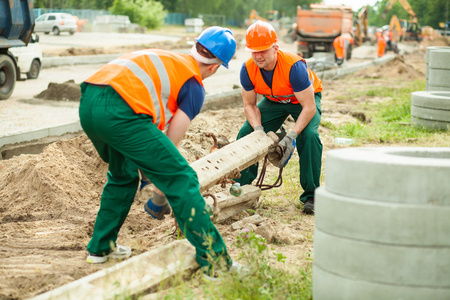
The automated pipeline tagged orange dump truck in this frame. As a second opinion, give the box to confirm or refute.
[294,4,353,58]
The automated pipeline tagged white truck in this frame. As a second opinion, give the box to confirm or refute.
[0,0,36,100]
[9,33,43,80]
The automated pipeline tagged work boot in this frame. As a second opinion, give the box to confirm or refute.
[144,200,171,220]
[302,197,315,215]
[86,244,132,264]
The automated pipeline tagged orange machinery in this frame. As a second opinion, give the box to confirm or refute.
[294,4,354,58]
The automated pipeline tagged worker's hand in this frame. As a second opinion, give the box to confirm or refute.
[254,125,264,132]
[144,193,172,220]
[278,131,297,168]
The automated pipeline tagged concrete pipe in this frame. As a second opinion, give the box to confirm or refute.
[313,147,450,300]
[411,91,450,130]
[427,47,450,91]
[425,46,450,91]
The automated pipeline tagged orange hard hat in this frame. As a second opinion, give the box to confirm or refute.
[245,20,278,52]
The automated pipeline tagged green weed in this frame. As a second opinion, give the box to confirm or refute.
[158,231,312,300]
[332,80,448,145]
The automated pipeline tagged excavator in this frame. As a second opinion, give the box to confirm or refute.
[384,0,421,41]
[354,5,370,46]
[246,9,280,30]
[389,15,403,43]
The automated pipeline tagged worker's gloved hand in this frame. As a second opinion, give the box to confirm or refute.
[254,125,264,132]
[278,131,297,168]
[144,193,171,220]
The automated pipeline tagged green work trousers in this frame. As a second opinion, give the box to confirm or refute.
[234,93,323,203]
[79,83,231,269]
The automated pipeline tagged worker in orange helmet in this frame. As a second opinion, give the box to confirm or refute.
[376,28,387,57]
[79,26,246,279]
[234,20,323,215]
[333,32,353,65]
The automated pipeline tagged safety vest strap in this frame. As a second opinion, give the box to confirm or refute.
[108,50,173,127]
[246,50,322,104]
[85,50,202,131]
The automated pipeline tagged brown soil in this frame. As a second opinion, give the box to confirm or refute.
[42,34,246,57]
[42,38,192,57]
[354,54,424,80]
[35,80,81,101]
[0,42,431,299]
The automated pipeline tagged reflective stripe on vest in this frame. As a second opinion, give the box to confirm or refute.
[108,50,172,127]
[246,50,322,104]
[85,50,203,130]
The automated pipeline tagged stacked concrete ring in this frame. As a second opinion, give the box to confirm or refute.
[411,91,450,130]
[313,147,450,300]
[425,46,450,91]
[427,47,450,91]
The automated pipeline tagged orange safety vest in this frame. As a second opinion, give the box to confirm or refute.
[245,50,322,104]
[85,49,204,130]
[334,33,353,59]
[333,35,345,59]
[377,36,387,57]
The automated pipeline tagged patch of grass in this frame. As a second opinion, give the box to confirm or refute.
[366,87,396,97]
[256,156,303,221]
[332,80,449,145]
[335,88,362,100]
[158,232,312,300]
[320,120,336,130]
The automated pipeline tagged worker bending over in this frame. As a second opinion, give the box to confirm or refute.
[79,26,244,277]
[333,33,353,65]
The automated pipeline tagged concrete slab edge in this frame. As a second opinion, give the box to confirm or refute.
[0,122,82,148]
[31,239,198,300]
[42,54,123,68]
[319,55,395,79]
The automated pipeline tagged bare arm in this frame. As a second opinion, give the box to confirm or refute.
[291,84,316,135]
[165,108,191,148]
[242,87,262,129]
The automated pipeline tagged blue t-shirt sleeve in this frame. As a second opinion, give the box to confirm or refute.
[177,77,205,120]
[240,63,255,91]
[289,60,311,92]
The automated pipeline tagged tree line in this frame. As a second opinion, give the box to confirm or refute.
[33,0,448,30]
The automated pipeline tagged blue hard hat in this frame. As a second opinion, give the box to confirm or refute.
[195,26,236,69]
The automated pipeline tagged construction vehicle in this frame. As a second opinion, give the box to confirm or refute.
[354,6,370,46]
[384,0,421,41]
[291,4,354,58]
[0,0,35,100]
[389,15,403,43]
[246,9,280,31]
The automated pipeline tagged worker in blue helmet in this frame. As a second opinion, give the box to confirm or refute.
[80,26,243,278]
[194,26,236,68]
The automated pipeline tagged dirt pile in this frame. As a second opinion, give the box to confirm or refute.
[35,80,81,101]
[354,55,424,80]
[0,136,106,223]
[421,35,450,48]
[43,37,194,57]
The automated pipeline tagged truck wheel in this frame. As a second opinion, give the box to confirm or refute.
[0,55,16,100]
[52,27,60,35]
[26,59,41,79]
